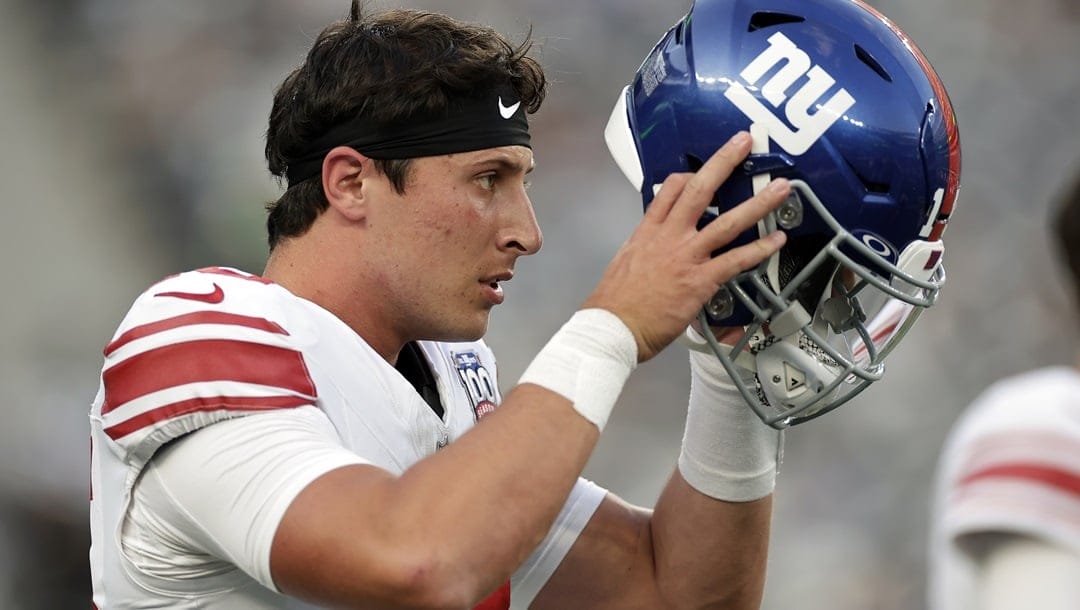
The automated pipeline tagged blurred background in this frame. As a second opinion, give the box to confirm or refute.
[1,0,1077,607]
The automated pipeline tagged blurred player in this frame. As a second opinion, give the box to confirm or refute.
[929,170,1080,610]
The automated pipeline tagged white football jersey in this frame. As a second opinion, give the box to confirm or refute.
[929,366,1080,610]
[90,267,604,609]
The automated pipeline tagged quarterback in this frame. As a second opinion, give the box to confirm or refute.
[89,0,962,607]
[89,3,788,609]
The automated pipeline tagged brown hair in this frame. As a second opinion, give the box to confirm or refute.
[263,1,547,249]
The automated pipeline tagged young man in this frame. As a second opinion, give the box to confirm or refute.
[89,4,788,609]
[929,170,1080,610]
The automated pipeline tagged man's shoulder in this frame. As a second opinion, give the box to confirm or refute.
[109,267,300,347]
[965,366,1080,427]
[136,266,282,314]
[97,267,319,468]
[944,366,1080,467]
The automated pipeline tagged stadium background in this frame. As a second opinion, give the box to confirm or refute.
[0,0,1077,607]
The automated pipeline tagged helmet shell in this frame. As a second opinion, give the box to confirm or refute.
[622,0,960,270]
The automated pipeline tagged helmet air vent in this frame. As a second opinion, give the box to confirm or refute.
[854,44,893,83]
[747,11,805,32]
[685,153,705,172]
[846,160,890,194]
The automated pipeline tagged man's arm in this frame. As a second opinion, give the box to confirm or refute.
[271,384,602,608]
[527,344,777,610]
[529,479,771,610]
[270,132,788,609]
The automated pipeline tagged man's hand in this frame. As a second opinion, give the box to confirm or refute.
[584,131,789,363]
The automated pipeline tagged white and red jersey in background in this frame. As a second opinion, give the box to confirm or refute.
[929,366,1080,609]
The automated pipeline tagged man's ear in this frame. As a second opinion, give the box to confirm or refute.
[322,146,372,222]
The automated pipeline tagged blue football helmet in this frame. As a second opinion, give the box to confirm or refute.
[606,0,961,428]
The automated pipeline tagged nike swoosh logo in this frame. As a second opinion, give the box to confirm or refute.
[498,97,521,120]
[155,283,225,304]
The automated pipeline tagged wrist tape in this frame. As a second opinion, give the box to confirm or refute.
[678,338,782,502]
[518,309,638,431]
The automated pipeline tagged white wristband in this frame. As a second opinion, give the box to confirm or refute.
[678,346,782,502]
[518,309,638,431]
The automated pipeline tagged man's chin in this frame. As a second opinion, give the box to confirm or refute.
[428,315,489,343]
[458,319,489,342]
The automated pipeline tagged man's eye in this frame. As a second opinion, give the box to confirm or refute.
[477,175,496,190]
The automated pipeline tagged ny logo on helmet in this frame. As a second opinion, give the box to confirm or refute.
[724,32,856,155]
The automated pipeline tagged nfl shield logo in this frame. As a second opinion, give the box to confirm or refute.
[452,351,499,421]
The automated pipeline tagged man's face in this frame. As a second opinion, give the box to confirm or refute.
[366,145,542,343]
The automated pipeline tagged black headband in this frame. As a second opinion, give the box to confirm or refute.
[285,87,531,186]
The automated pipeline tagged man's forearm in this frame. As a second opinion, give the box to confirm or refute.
[645,345,780,608]
[650,473,773,609]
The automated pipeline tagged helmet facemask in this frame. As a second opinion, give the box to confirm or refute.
[694,178,945,428]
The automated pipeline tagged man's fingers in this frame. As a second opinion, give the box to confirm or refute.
[697,178,790,253]
[668,131,752,227]
[704,230,786,284]
[643,173,693,225]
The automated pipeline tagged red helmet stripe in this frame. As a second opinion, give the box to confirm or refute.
[851,0,960,241]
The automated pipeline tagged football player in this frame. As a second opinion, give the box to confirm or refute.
[90,4,786,608]
[929,171,1080,610]
[89,0,959,608]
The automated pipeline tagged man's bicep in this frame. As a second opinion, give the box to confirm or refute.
[144,406,370,592]
[525,493,665,610]
[505,478,606,608]
[268,460,408,602]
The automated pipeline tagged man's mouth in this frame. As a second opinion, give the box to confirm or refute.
[481,271,514,288]
[480,271,513,304]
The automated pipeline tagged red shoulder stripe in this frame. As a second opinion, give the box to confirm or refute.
[959,463,1080,498]
[105,394,313,440]
[105,311,289,357]
[102,339,315,415]
[852,0,960,241]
